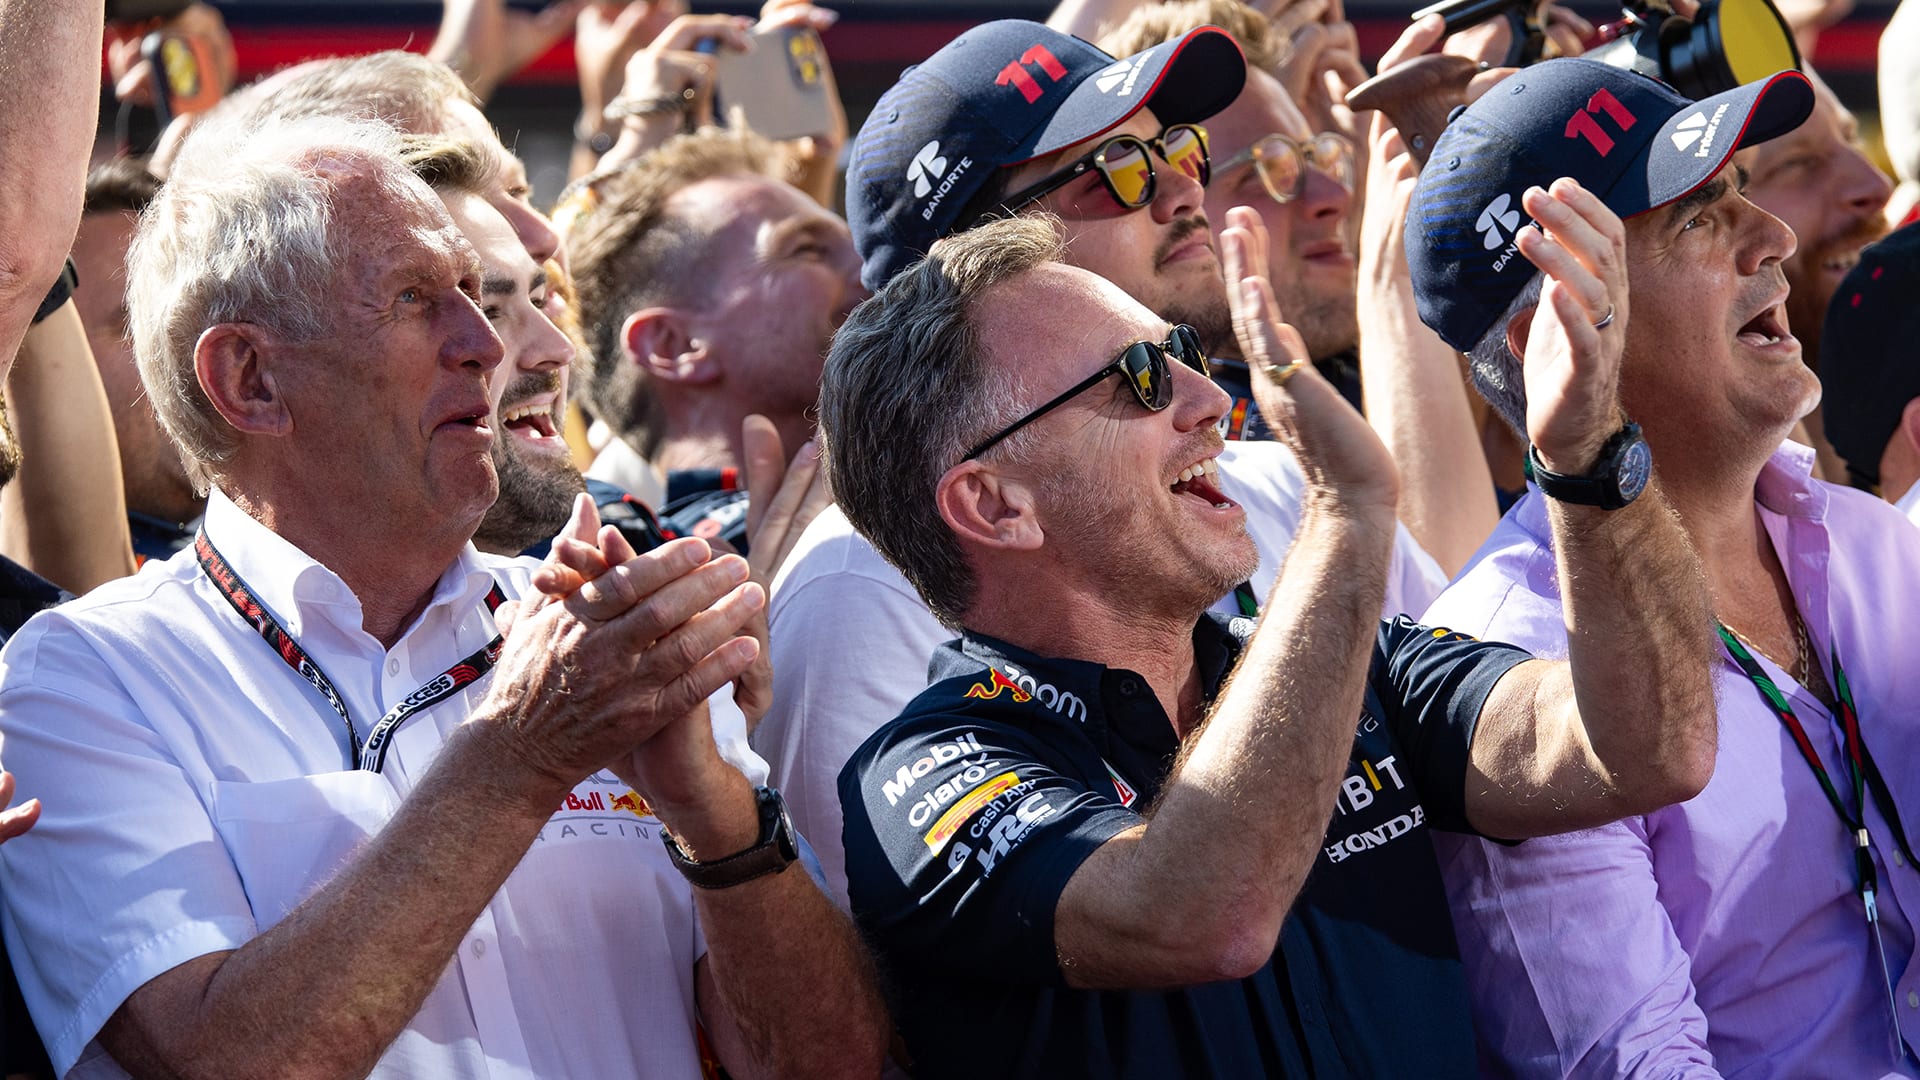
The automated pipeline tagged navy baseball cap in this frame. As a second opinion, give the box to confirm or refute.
[846,20,1246,291]
[1821,223,1920,487]
[1407,57,1813,352]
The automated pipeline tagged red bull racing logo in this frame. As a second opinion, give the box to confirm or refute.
[963,670,1032,703]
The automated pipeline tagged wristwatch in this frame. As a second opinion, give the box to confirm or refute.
[1528,422,1653,510]
[663,786,800,889]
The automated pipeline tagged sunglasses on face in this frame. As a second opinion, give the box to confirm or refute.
[998,124,1212,215]
[1218,131,1355,204]
[961,325,1210,462]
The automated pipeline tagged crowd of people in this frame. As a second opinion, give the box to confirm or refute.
[0,0,1916,1075]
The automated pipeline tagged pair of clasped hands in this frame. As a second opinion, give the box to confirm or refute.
[479,416,825,816]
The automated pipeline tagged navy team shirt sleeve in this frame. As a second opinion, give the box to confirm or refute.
[1369,615,1532,834]
[838,715,1138,988]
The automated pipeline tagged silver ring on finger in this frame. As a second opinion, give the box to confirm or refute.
[1592,304,1615,331]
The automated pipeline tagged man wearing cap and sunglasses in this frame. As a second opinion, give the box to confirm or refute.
[1410,57,1920,1075]
[754,18,1453,908]
[1096,1,1363,442]
[817,163,1716,1072]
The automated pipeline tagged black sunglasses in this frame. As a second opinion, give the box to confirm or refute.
[997,124,1212,215]
[961,325,1210,462]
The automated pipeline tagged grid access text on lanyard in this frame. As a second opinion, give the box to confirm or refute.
[196,531,507,773]
[1717,622,1920,1056]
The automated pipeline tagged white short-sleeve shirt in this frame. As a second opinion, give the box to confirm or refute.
[0,489,728,1079]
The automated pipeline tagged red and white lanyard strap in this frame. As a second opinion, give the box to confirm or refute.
[196,531,506,773]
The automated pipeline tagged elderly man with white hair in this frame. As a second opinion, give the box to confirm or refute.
[0,114,886,1080]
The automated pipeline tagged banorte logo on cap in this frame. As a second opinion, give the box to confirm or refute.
[1476,193,1522,251]
[908,141,948,198]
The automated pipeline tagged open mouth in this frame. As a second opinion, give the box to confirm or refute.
[1170,455,1236,510]
[499,398,562,445]
[1736,303,1792,349]
[440,403,492,437]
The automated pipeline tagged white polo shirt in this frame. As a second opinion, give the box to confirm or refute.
[0,489,759,1078]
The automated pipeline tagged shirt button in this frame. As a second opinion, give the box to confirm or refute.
[386,657,399,677]
[1908,990,1918,1010]
[1897,850,1908,869]
[1119,678,1140,696]
[471,939,488,959]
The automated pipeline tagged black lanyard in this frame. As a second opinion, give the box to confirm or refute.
[196,531,506,773]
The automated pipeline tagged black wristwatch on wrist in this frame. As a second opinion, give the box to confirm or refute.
[1528,422,1653,510]
[663,786,800,889]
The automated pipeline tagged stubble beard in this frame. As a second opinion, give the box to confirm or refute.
[472,437,583,555]
[0,394,21,490]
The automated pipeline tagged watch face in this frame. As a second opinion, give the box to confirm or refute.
[1615,437,1653,502]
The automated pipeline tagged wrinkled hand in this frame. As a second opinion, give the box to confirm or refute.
[576,0,691,122]
[431,0,592,101]
[0,772,38,845]
[481,497,763,802]
[733,415,831,725]
[1222,206,1400,510]
[1514,179,1630,473]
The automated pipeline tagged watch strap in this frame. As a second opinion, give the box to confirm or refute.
[663,786,799,890]
[1528,422,1648,510]
[31,258,78,326]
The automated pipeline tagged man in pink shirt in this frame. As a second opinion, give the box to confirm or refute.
[1411,58,1920,1076]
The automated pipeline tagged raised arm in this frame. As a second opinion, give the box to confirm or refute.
[1463,179,1717,841]
[1052,206,1400,988]
[1355,111,1499,576]
[0,301,137,592]
[0,0,99,368]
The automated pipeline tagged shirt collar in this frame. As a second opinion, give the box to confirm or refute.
[940,614,1246,717]
[1752,439,1829,522]
[200,487,499,642]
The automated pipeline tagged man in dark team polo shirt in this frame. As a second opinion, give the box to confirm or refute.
[818,208,1719,1076]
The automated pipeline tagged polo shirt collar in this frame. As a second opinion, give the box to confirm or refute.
[942,615,1247,722]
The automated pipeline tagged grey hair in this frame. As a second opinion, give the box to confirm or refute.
[819,215,1065,627]
[225,50,473,135]
[128,116,415,494]
[1464,271,1546,438]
